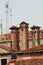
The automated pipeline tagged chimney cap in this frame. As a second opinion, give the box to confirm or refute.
[9,25,19,30]
[31,25,41,29]
[20,21,29,25]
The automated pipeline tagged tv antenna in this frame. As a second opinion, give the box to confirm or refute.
[10,8,12,27]
[6,1,9,33]
[0,19,3,33]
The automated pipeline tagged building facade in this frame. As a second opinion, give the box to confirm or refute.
[0,21,43,65]
[0,34,11,65]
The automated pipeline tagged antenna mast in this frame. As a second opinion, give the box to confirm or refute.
[10,8,12,27]
[6,1,9,33]
[0,19,3,33]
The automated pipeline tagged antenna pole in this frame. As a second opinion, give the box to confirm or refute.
[10,8,12,27]
[0,19,3,33]
[6,1,9,33]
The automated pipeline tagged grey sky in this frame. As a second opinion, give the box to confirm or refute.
[0,0,43,33]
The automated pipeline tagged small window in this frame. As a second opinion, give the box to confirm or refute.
[21,27,23,31]
[22,28,23,31]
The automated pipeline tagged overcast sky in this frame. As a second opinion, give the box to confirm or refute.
[0,0,43,33]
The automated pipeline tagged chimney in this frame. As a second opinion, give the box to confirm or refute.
[19,21,29,50]
[31,25,40,47]
[10,26,19,50]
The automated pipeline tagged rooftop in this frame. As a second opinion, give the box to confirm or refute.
[10,25,19,30]
[20,21,29,25]
[31,25,41,29]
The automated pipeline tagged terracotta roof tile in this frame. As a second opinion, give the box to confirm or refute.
[0,33,11,41]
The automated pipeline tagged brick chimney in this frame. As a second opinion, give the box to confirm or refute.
[19,21,29,50]
[31,25,40,47]
[10,26,19,50]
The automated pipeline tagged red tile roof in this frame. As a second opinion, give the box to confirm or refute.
[0,33,11,41]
